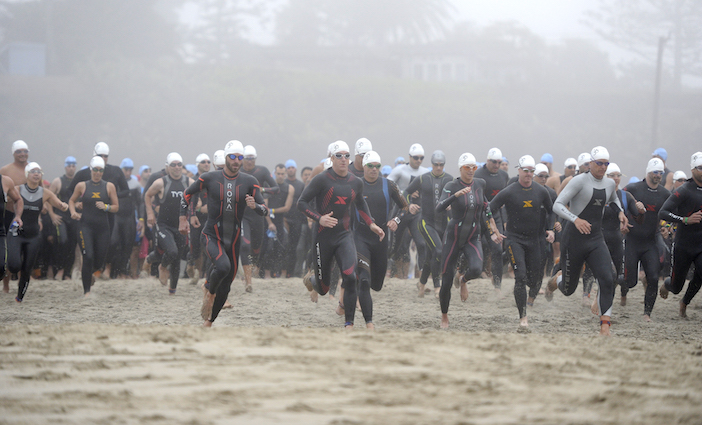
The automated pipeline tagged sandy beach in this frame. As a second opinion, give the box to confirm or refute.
[1,274,701,424]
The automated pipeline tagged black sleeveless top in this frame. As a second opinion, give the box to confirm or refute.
[19,184,44,238]
[80,180,109,226]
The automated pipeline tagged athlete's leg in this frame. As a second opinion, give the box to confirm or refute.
[507,239,528,319]
[641,245,662,317]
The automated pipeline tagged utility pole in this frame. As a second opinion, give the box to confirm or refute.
[651,34,669,150]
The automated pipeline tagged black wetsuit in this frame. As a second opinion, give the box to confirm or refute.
[110,176,141,277]
[404,171,453,288]
[436,178,492,315]
[490,181,555,319]
[78,180,111,294]
[7,185,43,301]
[285,177,305,277]
[182,170,267,323]
[474,165,509,288]
[188,172,209,276]
[552,172,622,318]
[262,179,290,275]
[53,174,79,277]
[602,189,638,297]
[659,179,702,306]
[623,180,670,316]
[355,176,407,324]
[155,174,190,293]
[298,168,374,326]
[241,165,278,268]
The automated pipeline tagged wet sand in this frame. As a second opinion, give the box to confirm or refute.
[1,274,701,424]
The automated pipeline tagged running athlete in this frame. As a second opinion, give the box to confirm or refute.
[240,144,279,292]
[490,155,555,329]
[144,153,194,294]
[69,156,119,296]
[298,141,384,329]
[403,150,453,298]
[545,147,628,336]
[48,156,79,280]
[355,151,408,328]
[651,148,674,191]
[181,140,268,327]
[263,163,294,278]
[533,163,561,287]
[1,174,23,293]
[350,138,372,178]
[436,153,503,329]
[622,158,671,320]
[284,159,306,277]
[546,157,577,263]
[673,171,687,190]
[387,143,429,278]
[110,158,142,279]
[8,163,68,302]
[658,152,702,318]
[602,163,638,307]
[474,147,509,292]
[186,153,212,284]
[1,141,29,289]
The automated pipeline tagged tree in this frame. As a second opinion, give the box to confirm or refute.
[584,0,702,89]
[0,0,180,74]
[276,0,455,47]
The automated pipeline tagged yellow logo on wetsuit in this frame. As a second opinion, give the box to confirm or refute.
[91,192,101,198]
[523,200,533,208]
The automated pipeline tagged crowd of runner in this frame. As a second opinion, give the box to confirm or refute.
[2,139,700,334]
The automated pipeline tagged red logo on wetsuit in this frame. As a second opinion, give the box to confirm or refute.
[645,204,657,212]
[335,196,348,205]
[491,189,500,197]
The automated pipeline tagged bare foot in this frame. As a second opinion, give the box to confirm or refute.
[84,292,90,298]
[55,269,64,281]
[680,301,688,318]
[460,281,469,302]
[302,270,314,292]
[582,294,591,306]
[335,302,344,316]
[203,320,213,328]
[440,314,449,329]
[201,291,215,321]
[245,283,252,293]
[222,300,233,309]
[659,284,669,299]
[545,270,561,302]
[527,296,535,307]
[158,265,169,286]
[366,322,375,330]
[434,287,440,299]
[520,317,528,328]
[643,314,652,322]
[417,282,425,298]
[2,278,8,293]
[309,290,318,303]
[453,273,462,288]
[620,295,627,306]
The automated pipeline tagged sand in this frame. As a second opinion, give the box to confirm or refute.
[1,274,702,425]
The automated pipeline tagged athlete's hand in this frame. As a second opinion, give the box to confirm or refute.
[545,230,555,244]
[179,216,190,235]
[618,211,629,233]
[75,201,83,211]
[387,219,398,232]
[319,212,337,228]
[370,223,385,241]
[635,201,646,214]
[574,217,591,234]
[137,220,145,237]
[410,191,419,199]
[12,218,23,228]
[71,211,81,220]
[687,210,702,225]
[245,194,257,209]
[268,222,276,232]
[190,215,201,228]
[95,201,106,211]
[455,186,471,197]
[554,221,562,232]
[51,214,63,227]
[409,204,420,214]
[491,231,504,244]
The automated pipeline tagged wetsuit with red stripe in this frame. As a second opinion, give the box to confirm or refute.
[182,169,267,322]
[436,177,492,314]
[297,168,374,326]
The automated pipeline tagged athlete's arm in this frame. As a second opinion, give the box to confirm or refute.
[435,184,456,213]
[144,178,163,226]
[403,175,421,212]
[68,181,85,220]
[388,179,409,224]
[248,182,268,216]
[297,174,323,221]
[44,189,68,212]
[353,180,375,227]
[4,176,23,226]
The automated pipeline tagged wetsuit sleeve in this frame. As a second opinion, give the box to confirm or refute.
[67,168,90,194]
[488,185,508,212]
[435,183,455,213]
[403,175,421,204]
[113,167,131,199]
[297,174,322,221]
[553,176,582,223]
[659,188,686,223]
[250,182,268,216]
[388,179,409,220]
[259,167,280,195]
[181,175,206,217]
[542,187,557,230]
[387,165,402,183]
[607,183,622,213]
[353,180,374,226]
[624,191,639,217]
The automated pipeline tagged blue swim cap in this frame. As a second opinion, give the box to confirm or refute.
[540,153,553,163]
[285,159,297,168]
[502,156,508,164]
[64,156,77,166]
[381,165,392,176]
[395,156,406,165]
[628,176,640,184]
[652,148,668,161]
[185,164,198,175]
[120,158,134,169]
[139,165,151,175]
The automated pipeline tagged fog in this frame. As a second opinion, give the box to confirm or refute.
[1,0,700,180]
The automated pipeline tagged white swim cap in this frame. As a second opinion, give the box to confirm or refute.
[534,163,549,176]
[90,156,105,170]
[458,153,477,168]
[362,151,381,166]
[93,142,109,156]
[691,152,702,169]
[590,146,609,161]
[487,147,502,161]
[213,150,225,167]
[243,144,256,158]
[577,152,593,167]
[355,138,372,156]
[166,152,183,165]
[12,140,29,154]
[646,158,664,174]
[196,153,210,163]
[24,162,41,178]
[564,157,577,168]
[329,140,350,156]
[518,155,536,169]
[225,140,245,156]
[409,143,425,157]
[673,170,687,181]
[606,163,621,175]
